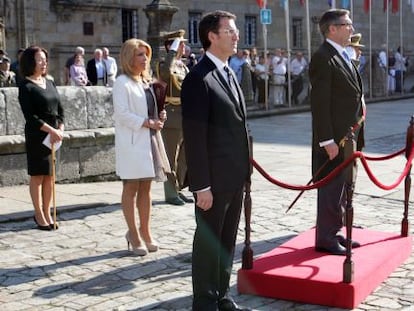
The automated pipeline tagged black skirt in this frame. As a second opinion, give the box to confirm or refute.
[25,128,54,176]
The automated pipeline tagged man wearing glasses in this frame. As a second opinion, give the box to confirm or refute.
[309,9,365,256]
[181,10,251,311]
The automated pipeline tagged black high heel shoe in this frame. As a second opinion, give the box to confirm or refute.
[33,216,52,231]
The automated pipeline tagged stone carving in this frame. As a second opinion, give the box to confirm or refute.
[5,0,15,28]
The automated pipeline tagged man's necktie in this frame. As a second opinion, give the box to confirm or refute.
[224,66,239,102]
[342,51,353,70]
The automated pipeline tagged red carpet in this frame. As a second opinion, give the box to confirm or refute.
[237,228,412,309]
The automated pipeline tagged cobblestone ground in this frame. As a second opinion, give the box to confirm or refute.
[0,99,413,310]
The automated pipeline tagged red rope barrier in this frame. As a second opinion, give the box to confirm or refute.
[251,146,413,192]
[364,148,405,161]
[250,155,356,191]
[357,148,414,190]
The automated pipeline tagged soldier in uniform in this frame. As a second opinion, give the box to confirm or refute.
[0,56,16,87]
[158,29,194,205]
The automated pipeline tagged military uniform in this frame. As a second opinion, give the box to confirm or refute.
[158,30,192,205]
[0,71,16,87]
[0,56,16,87]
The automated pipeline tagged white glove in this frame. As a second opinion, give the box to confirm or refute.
[170,38,181,52]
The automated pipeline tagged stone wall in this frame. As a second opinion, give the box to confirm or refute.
[0,86,116,186]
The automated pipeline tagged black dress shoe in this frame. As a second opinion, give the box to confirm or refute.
[33,216,52,231]
[178,192,194,203]
[315,243,347,256]
[218,297,251,311]
[336,235,361,248]
[165,196,185,206]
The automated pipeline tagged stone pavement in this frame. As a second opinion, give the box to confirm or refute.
[0,99,413,311]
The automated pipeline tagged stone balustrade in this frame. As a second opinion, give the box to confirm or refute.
[0,86,116,186]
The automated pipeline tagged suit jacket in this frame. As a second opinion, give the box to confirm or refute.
[181,55,250,193]
[86,58,107,86]
[310,41,365,180]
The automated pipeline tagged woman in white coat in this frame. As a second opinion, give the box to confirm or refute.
[113,38,169,256]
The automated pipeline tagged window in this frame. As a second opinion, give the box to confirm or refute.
[245,16,257,47]
[83,22,94,36]
[292,18,303,48]
[188,12,202,45]
[122,9,138,42]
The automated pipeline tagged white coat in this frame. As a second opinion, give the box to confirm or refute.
[112,74,155,179]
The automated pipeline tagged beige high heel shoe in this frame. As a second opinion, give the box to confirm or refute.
[125,232,148,256]
[139,228,159,252]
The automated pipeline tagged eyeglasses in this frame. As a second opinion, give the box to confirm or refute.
[334,23,353,27]
[218,28,240,36]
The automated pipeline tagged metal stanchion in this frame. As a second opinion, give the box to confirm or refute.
[402,116,414,236]
[343,128,356,283]
[242,135,254,269]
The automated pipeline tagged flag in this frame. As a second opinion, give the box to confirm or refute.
[364,0,370,13]
[385,0,400,13]
[328,0,332,7]
[299,0,305,6]
[280,0,287,9]
[256,0,265,8]
[391,0,399,13]
[409,0,414,13]
[341,0,350,8]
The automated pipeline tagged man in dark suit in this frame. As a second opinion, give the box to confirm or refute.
[310,9,365,256]
[86,48,106,86]
[181,10,251,311]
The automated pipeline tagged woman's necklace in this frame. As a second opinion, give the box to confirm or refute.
[27,75,46,88]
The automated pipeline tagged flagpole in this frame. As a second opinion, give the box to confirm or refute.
[306,0,311,61]
[350,0,354,18]
[386,0,390,97]
[263,0,268,110]
[285,0,291,108]
[400,0,404,94]
[332,0,336,8]
[369,0,372,99]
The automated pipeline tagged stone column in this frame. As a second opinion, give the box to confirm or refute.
[0,17,5,51]
[144,0,178,71]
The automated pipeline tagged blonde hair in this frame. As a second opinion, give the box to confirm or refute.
[119,38,152,82]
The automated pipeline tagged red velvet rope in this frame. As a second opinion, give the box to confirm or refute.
[364,148,405,161]
[250,146,413,192]
[358,148,414,190]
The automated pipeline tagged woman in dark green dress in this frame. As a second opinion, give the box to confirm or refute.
[18,46,65,230]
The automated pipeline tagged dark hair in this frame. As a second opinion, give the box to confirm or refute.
[19,46,48,77]
[198,10,236,50]
[319,9,350,37]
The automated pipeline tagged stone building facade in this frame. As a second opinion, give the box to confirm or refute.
[1,0,413,85]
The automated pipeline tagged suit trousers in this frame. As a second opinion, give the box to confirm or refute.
[192,187,244,311]
[315,172,347,248]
